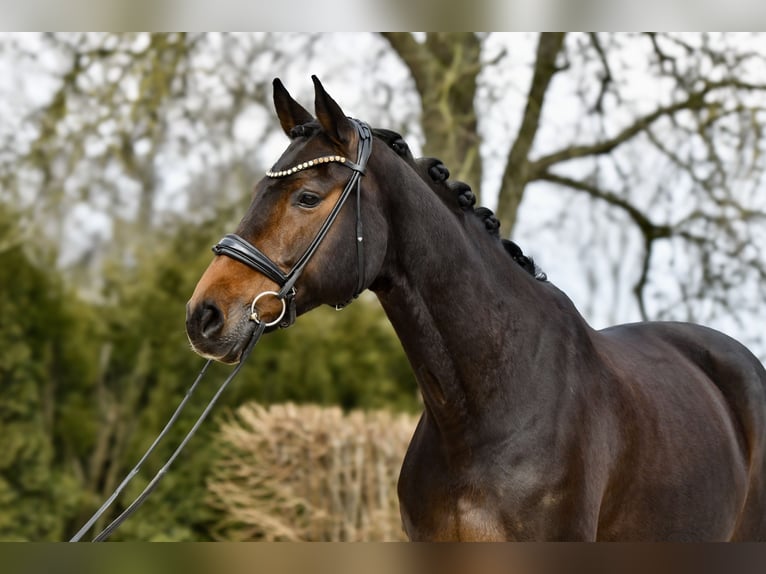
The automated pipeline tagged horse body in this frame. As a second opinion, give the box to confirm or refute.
[595,321,766,540]
[372,161,766,540]
[186,77,766,541]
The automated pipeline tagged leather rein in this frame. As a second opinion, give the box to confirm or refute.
[69,119,372,541]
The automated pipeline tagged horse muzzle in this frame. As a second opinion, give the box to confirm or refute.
[185,299,259,364]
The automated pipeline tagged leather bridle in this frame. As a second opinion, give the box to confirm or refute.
[211,119,373,328]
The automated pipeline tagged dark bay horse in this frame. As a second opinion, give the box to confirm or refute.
[186,77,766,541]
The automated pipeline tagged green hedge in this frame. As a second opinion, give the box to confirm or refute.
[0,210,418,541]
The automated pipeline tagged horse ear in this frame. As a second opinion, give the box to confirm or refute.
[273,78,314,137]
[312,75,356,146]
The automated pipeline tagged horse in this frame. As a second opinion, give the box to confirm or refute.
[186,76,766,541]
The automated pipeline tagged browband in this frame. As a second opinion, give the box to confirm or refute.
[266,154,366,178]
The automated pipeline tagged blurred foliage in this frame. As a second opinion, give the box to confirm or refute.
[0,204,418,541]
[0,207,97,541]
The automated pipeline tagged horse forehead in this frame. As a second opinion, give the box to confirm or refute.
[269,132,335,171]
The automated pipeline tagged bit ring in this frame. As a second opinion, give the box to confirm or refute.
[249,291,287,327]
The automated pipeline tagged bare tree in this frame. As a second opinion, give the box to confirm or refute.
[0,33,321,286]
[384,33,766,355]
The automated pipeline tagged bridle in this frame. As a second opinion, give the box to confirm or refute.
[69,118,372,542]
[211,118,373,328]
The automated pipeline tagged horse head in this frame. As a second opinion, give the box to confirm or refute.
[185,77,395,363]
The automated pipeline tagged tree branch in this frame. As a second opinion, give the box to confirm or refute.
[588,33,615,113]
[530,78,766,175]
[537,170,673,321]
[379,33,431,98]
[495,32,567,232]
[537,171,672,240]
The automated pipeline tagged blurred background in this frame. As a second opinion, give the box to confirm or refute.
[1,32,765,541]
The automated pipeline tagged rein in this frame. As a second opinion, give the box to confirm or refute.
[69,119,371,542]
[69,321,266,542]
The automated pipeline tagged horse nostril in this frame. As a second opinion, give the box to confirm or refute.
[198,301,225,339]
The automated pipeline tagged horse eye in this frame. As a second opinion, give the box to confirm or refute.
[298,192,321,208]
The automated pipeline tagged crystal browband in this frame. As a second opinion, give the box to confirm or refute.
[266,155,348,178]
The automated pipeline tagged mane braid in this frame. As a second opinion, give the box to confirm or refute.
[371,128,549,283]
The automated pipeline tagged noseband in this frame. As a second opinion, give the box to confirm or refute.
[212,119,373,328]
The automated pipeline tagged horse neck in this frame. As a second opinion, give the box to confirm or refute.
[369,165,599,455]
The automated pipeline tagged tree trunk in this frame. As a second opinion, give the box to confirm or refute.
[496,32,566,234]
[381,33,483,200]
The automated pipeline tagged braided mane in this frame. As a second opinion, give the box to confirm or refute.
[283,122,547,282]
[371,128,547,282]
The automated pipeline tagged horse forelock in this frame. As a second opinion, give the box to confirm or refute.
[288,120,321,139]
